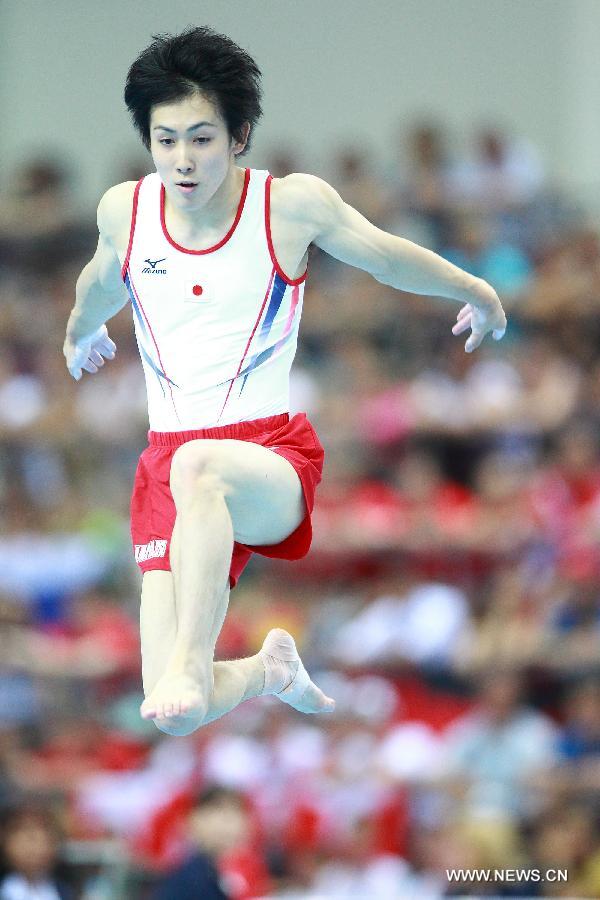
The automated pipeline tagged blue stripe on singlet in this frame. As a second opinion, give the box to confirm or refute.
[124,271,179,394]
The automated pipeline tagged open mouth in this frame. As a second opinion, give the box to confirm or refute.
[176,181,198,194]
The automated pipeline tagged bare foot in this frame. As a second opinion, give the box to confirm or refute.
[259,628,335,714]
[140,672,208,722]
[152,713,204,737]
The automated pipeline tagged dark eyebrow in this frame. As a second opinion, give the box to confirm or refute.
[152,121,216,132]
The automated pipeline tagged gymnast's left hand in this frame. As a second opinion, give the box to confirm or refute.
[451,278,507,353]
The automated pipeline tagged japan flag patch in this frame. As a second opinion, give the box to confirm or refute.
[184,279,213,303]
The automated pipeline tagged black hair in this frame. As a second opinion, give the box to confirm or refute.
[194,785,245,809]
[124,26,263,156]
[0,800,63,880]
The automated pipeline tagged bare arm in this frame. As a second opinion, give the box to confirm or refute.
[64,183,134,378]
[281,173,507,351]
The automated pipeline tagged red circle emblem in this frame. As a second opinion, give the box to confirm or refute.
[192,284,203,296]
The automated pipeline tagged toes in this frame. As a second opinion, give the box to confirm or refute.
[140,680,206,725]
[304,684,336,714]
[314,687,336,712]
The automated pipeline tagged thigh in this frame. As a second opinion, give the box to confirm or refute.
[171,438,306,546]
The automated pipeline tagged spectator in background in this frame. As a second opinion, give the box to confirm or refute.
[0,159,95,277]
[525,226,600,321]
[540,564,600,676]
[0,160,71,238]
[434,816,527,897]
[330,577,469,669]
[385,120,454,252]
[468,450,538,555]
[332,149,389,225]
[150,789,228,898]
[557,678,600,769]
[151,785,268,900]
[265,148,301,179]
[0,801,74,900]
[530,803,600,898]
[438,668,558,819]
[440,212,533,303]
[453,566,544,676]
[447,126,545,213]
[536,422,600,521]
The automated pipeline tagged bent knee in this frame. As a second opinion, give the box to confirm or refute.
[170,442,229,498]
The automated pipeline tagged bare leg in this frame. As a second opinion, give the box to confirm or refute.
[140,569,334,737]
[140,569,264,736]
[139,483,233,721]
[139,438,335,730]
[140,438,306,723]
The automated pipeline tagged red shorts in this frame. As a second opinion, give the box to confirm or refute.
[130,412,325,589]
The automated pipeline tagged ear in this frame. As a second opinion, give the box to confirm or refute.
[231,122,251,156]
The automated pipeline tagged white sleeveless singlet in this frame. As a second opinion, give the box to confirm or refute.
[120,168,306,431]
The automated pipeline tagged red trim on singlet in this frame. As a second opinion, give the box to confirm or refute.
[159,167,250,255]
[217,266,277,422]
[265,174,308,286]
[121,178,144,281]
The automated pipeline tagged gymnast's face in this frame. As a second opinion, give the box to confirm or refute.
[149,91,244,210]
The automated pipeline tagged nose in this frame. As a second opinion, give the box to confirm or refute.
[175,148,194,174]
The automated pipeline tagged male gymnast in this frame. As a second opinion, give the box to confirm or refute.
[64,27,507,736]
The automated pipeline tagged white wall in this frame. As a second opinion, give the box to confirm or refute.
[1,0,598,209]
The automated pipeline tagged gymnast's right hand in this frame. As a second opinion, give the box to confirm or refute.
[64,324,117,380]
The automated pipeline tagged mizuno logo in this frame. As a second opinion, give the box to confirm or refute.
[142,257,167,274]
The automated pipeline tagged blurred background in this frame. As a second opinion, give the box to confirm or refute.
[1,0,600,897]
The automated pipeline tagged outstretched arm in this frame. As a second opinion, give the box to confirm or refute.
[64,184,132,379]
[283,174,507,352]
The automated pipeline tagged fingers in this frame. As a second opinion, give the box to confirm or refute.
[452,304,473,335]
[68,345,89,380]
[67,330,117,380]
[97,335,117,358]
[452,303,507,350]
[89,350,104,367]
[69,354,100,378]
[465,332,483,353]
[464,318,505,351]
[452,313,472,336]
[80,347,105,374]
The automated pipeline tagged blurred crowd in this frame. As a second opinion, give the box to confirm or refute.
[1,119,600,898]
